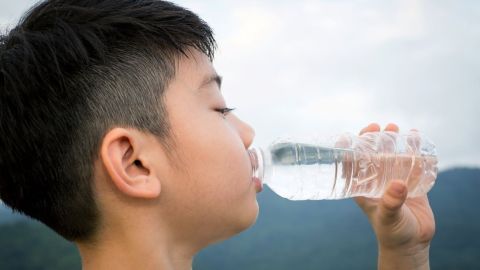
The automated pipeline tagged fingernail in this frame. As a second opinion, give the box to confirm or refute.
[391,181,406,196]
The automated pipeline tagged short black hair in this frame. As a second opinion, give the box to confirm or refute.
[0,0,216,241]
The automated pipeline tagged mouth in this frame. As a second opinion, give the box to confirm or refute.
[253,176,263,193]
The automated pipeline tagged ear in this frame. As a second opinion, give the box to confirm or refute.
[100,128,161,199]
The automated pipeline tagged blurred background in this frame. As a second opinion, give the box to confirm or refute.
[1,0,479,269]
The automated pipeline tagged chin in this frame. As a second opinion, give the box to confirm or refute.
[209,195,260,245]
[232,199,260,235]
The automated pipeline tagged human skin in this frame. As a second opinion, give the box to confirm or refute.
[77,49,259,270]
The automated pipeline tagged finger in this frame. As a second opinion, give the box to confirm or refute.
[381,123,399,152]
[380,124,399,180]
[378,180,408,226]
[378,130,397,154]
[384,123,399,133]
[360,123,380,135]
[405,130,422,190]
[334,134,352,148]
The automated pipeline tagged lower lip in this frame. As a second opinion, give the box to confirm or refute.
[253,176,263,193]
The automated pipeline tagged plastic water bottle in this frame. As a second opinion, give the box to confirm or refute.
[248,131,438,200]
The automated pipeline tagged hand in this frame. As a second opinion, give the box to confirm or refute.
[354,123,435,270]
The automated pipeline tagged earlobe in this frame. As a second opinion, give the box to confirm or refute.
[100,128,161,199]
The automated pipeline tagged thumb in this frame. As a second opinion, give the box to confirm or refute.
[379,180,408,226]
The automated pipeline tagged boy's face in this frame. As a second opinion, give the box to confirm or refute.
[156,50,259,243]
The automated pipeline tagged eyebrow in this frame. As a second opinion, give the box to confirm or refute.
[199,73,222,91]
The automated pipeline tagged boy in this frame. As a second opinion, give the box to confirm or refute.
[0,0,434,269]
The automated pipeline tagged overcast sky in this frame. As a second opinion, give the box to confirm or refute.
[1,0,479,169]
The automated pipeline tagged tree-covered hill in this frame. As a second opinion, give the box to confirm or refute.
[1,168,479,270]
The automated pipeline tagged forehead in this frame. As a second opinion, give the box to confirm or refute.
[164,49,219,102]
[175,50,215,82]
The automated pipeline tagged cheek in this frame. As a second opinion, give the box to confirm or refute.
[193,141,251,197]
[166,129,258,236]
[167,108,254,206]
[180,133,252,205]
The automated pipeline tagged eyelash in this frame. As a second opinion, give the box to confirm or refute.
[215,107,236,116]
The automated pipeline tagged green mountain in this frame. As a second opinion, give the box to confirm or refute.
[1,168,479,270]
[194,168,480,270]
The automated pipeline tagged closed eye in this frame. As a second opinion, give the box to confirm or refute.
[215,107,236,116]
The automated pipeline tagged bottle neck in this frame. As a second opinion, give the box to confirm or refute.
[248,147,266,185]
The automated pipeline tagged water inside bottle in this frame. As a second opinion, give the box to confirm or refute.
[264,142,437,200]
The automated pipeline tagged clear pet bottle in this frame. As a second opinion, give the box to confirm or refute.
[248,131,438,200]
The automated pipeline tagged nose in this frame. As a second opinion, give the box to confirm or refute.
[230,114,255,149]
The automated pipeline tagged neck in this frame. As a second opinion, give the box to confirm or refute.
[77,221,196,270]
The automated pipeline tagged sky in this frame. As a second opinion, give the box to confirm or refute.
[1,0,479,170]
